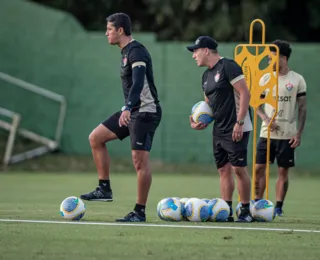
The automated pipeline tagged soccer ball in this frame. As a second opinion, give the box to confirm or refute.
[191,101,214,125]
[184,198,209,222]
[207,198,230,222]
[60,196,86,221]
[157,198,182,221]
[236,200,255,217]
[251,199,275,222]
[201,198,211,203]
[179,198,189,220]
[157,198,168,220]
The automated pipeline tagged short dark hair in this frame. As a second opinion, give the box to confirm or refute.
[106,13,132,36]
[270,39,292,60]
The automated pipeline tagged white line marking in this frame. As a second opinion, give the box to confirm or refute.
[0,219,319,233]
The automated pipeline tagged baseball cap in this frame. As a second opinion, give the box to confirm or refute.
[186,36,218,52]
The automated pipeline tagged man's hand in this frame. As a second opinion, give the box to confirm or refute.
[289,134,301,148]
[264,118,280,132]
[232,123,243,142]
[119,110,131,127]
[189,116,207,130]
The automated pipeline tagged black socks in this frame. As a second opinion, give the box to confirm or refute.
[134,204,146,217]
[99,179,111,192]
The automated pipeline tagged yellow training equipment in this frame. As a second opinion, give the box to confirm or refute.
[234,19,279,201]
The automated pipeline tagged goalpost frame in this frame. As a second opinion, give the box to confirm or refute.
[0,72,67,168]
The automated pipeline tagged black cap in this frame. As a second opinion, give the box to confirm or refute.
[186,36,218,52]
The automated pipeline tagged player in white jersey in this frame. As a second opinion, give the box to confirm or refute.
[254,40,307,216]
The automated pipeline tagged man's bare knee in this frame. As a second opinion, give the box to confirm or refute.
[89,124,117,149]
[232,166,248,176]
[132,151,149,173]
[218,163,232,176]
[278,167,289,178]
[255,164,266,178]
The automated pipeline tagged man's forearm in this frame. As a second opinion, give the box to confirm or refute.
[297,97,307,136]
[256,105,269,123]
[237,91,250,121]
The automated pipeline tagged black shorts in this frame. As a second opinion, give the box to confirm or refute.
[213,132,250,169]
[102,109,161,151]
[256,137,295,168]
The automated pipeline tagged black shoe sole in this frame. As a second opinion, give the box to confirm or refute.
[80,197,113,202]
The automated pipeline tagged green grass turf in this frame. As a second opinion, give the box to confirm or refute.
[0,172,320,260]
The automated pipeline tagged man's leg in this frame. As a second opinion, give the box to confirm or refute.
[133,150,151,210]
[214,139,235,221]
[218,163,234,203]
[116,110,161,222]
[254,138,276,201]
[255,164,266,200]
[274,139,295,216]
[275,167,289,215]
[225,132,253,222]
[80,112,129,201]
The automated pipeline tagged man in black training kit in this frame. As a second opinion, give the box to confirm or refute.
[187,36,253,222]
[80,13,162,222]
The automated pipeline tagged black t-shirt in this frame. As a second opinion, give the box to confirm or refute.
[120,40,160,113]
[202,58,252,136]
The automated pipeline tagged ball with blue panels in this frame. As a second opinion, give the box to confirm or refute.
[191,101,214,125]
[207,198,230,222]
[201,198,211,203]
[185,198,209,222]
[179,198,189,220]
[251,199,275,222]
[157,198,168,220]
[236,200,255,217]
[157,198,182,221]
[60,196,86,221]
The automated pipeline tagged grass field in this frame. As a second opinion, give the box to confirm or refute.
[0,172,320,260]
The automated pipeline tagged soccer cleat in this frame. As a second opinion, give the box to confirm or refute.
[115,211,146,222]
[275,207,284,217]
[235,207,253,223]
[80,186,113,202]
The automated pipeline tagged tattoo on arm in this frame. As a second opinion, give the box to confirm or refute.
[297,96,307,135]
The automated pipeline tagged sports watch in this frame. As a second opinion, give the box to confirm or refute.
[121,106,131,112]
[236,120,244,126]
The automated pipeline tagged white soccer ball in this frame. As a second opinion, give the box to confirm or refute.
[236,200,255,217]
[251,199,275,222]
[184,198,209,222]
[157,198,167,220]
[157,198,182,221]
[60,196,86,221]
[207,198,230,222]
[191,101,214,125]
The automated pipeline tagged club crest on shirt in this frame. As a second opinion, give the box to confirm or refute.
[122,56,127,66]
[214,71,220,82]
[285,82,293,91]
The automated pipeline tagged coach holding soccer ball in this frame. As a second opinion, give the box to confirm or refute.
[187,36,253,222]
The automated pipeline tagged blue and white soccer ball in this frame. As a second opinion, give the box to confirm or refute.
[185,198,209,222]
[157,198,168,220]
[236,200,255,217]
[207,198,230,222]
[251,199,275,222]
[179,198,189,220]
[157,198,182,221]
[191,101,214,125]
[201,198,211,203]
[60,196,86,221]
